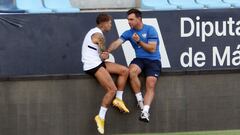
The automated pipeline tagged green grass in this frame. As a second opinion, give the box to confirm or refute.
[117,130,240,135]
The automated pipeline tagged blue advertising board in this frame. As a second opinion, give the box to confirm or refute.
[0,9,240,77]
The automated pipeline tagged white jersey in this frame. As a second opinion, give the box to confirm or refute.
[81,27,103,71]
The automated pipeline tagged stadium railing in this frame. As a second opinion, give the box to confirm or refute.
[0,0,25,13]
[16,0,52,13]
[169,0,205,10]
[43,0,80,13]
[196,0,232,9]
[141,0,178,10]
[223,0,240,8]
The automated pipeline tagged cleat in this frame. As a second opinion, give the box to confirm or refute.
[112,98,130,113]
[94,115,104,134]
[139,111,150,123]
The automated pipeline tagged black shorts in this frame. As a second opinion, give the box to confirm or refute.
[130,58,161,78]
[84,62,106,76]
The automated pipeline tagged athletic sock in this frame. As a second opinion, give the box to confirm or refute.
[143,105,150,113]
[116,90,123,100]
[99,106,107,120]
[135,92,143,102]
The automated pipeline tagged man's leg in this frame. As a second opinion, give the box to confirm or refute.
[139,76,157,123]
[105,62,129,92]
[129,64,141,93]
[139,59,161,123]
[105,62,130,113]
[94,67,117,134]
[144,76,157,109]
[129,64,144,110]
[95,66,117,108]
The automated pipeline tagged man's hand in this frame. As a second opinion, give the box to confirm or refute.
[100,51,109,60]
[132,33,140,43]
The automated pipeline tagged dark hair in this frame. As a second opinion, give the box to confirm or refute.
[127,8,142,18]
[96,13,112,25]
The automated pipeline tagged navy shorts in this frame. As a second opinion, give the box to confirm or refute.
[84,62,106,76]
[130,58,161,78]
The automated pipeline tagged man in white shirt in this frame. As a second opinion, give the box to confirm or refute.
[81,13,129,134]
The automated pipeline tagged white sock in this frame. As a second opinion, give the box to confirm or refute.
[116,90,123,100]
[99,106,107,120]
[135,92,143,102]
[143,105,150,113]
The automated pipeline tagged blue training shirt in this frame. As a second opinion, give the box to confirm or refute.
[120,24,160,61]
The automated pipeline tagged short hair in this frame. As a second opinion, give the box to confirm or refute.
[96,13,112,25]
[127,8,142,18]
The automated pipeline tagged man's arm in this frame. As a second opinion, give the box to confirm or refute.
[91,32,110,60]
[91,32,105,52]
[107,38,124,53]
[137,41,157,53]
[132,33,157,53]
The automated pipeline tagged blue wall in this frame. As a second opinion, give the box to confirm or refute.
[0,9,240,77]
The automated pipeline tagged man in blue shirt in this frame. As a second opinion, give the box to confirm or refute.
[107,8,161,123]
